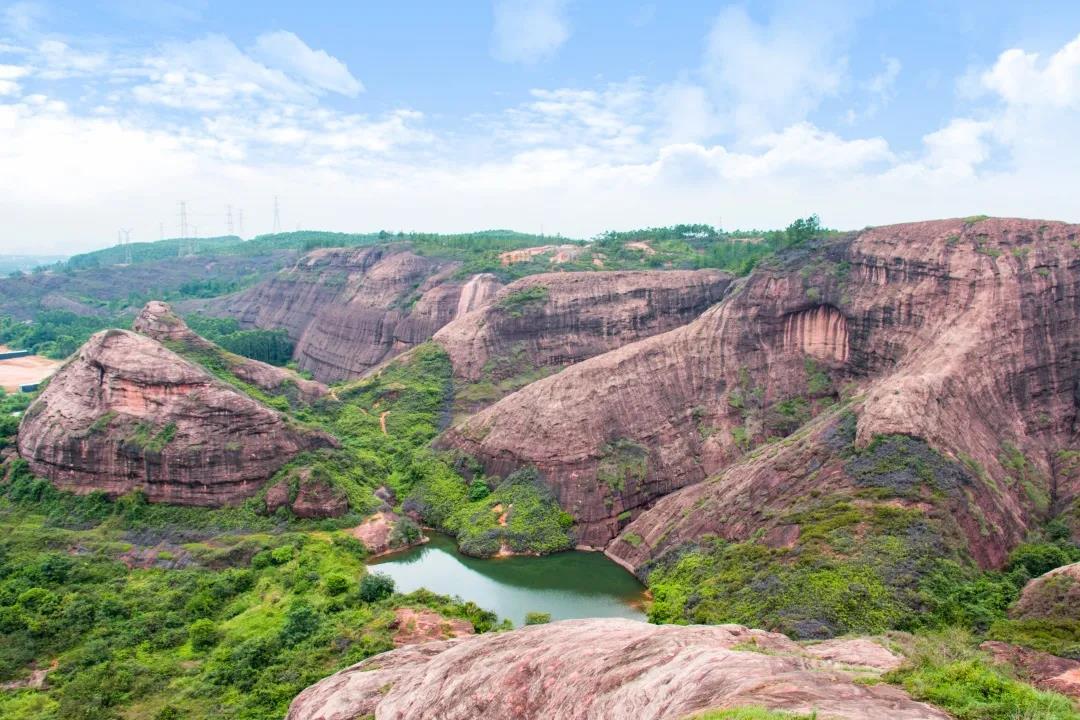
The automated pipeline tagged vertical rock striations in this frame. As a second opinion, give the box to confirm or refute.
[201,247,503,382]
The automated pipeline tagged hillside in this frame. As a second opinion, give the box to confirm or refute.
[3,218,1079,720]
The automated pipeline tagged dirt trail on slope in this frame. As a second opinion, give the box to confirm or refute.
[380,411,389,435]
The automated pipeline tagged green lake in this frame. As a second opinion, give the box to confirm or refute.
[369,534,647,625]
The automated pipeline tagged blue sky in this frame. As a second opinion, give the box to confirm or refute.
[2,1,1080,253]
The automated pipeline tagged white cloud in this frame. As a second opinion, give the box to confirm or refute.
[920,118,992,175]
[133,32,360,111]
[868,56,901,99]
[491,0,570,64]
[4,21,1080,254]
[702,5,850,137]
[251,31,362,97]
[36,39,108,78]
[0,61,26,95]
[981,34,1080,107]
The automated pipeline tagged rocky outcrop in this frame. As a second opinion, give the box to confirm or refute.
[133,300,327,404]
[1012,562,1080,621]
[350,511,426,556]
[202,246,502,382]
[433,270,732,392]
[441,219,1080,559]
[17,329,334,505]
[287,618,947,720]
[981,641,1080,700]
[264,468,349,519]
[391,608,473,647]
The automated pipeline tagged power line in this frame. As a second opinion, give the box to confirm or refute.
[272,195,281,234]
[226,205,234,235]
[236,208,244,238]
[117,228,132,265]
[178,201,189,256]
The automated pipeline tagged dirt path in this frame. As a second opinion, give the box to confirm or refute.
[380,411,389,435]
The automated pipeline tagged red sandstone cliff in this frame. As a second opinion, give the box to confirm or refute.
[201,246,502,382]
[16,329,334,505]
[440,218,1080,562]
[432,270,733,397]
[132,300,328,405]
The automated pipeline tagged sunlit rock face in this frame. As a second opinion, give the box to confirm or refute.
[433,268,733,387]
[286,618,949,720]
[201,246,503,382]
[442,218,1080,561]
[17,328,334,505]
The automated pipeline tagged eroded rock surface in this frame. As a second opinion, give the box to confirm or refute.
[441,218,1080,558]
[133,300,327,404]
[433,270,732,398]
[286,618,947,720]
[981,641,1080,700]
[17,329,333,505]
[202,247,502,382]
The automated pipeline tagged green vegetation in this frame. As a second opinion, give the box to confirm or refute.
[185,315,294,366]
[445,468,574,557]
[887,630,1080,720]
[0,391,33,448]
[496,285,550,318]
[597,438,649,495]
[645,429,1078,641]
[0,482,500,720]
[0,310,124,359]
[524,611,551,625]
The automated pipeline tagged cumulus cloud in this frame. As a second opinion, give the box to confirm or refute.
[4,19,1080,253]
[491,0,570,64]
[251,31,362,97]
[981,34,1080,107]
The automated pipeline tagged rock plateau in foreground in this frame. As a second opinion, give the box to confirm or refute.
[286,618,947,720]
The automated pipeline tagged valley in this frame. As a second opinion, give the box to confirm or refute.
[1,219,1078,720]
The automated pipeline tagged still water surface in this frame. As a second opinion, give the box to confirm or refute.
[369,534,647,625]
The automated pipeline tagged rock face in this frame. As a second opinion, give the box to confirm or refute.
[17,329,334,505]
[981,641,1080,700]
[264,469,350,519]
[133,300,328,404]
[440,219,1080,558]
[286,618,947,720]
[202,246,502,382]
[1012,561,1080,621]
[433,270,733,390]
